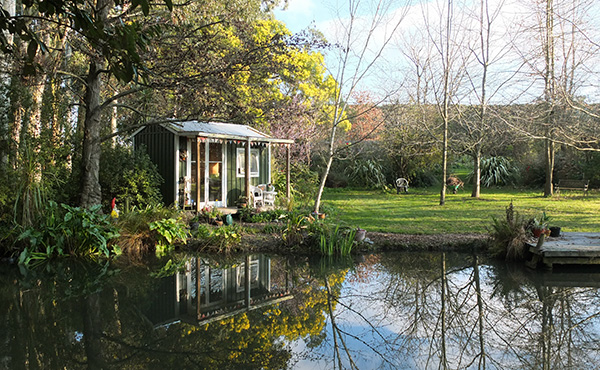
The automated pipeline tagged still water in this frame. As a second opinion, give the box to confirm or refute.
[1,252,600,369]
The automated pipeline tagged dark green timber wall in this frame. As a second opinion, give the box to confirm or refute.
[134,126,176,205]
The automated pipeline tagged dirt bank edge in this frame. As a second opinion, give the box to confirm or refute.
[190,231,491,254]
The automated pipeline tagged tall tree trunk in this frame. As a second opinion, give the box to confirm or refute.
[9,93,23,169]
[471,147,481,198]
[313,92,355,214]
[440,117,448,206]
[25,71,46,185]
[473,0,490,198]
[314,119,338,214]
[49,80,62,166]
[543,0,555,197]
[79,60,104,208]
[544,133,554,196]
[0,0,16,165]
[27,74,46,142]
[439,0,452,206]
[49,29,69,167]
[17,70,47,227]
[110,99,118,147]
[79,0,111,208]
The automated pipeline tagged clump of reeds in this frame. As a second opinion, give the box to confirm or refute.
[489,202,528,260]
[319,224,356,256]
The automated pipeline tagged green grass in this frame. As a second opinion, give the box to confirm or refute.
[322,187,600,234]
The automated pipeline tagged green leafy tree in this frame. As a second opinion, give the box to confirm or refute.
[0,0,173,209]
[99,144,163,210]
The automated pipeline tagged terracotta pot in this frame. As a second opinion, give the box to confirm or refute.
[533,228,550,238]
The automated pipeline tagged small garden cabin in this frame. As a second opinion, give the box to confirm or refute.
[132,121,293,210]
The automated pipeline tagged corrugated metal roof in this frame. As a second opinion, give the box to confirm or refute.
[165,121,272,139]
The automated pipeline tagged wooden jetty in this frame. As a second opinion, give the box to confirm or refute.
[538,270,600,288]
[528,232,600,269]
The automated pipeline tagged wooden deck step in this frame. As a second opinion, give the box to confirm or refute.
[530,233,600,269]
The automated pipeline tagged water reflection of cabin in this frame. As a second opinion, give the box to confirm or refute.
[132,121,293,209]
[146,255,293,327]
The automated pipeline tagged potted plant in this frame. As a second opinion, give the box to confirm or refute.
[549,226,561,237]
[531,211,551,238]
[211,208,224,226]
[236,196,249,209]
[311,212,326,220]
[199,205,223,225]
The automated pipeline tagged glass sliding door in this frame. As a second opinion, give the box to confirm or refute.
[208,142,222,203]
[191,140,205,207]
[191,139,223,208]
[178,137,192,208]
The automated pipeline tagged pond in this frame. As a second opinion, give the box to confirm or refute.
[1,252,600,369]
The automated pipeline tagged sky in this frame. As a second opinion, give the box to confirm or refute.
[273,0,522,102]
[274,0,417,101]
[272,0,600,104]
[273,0,330,35]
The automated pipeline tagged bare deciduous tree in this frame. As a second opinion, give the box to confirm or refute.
[420,0,468,205]
[510,0,600,195]
[461,0,513,198]
[313,0,411,214]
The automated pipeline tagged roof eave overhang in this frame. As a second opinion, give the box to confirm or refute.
[180,131,294,144]
[131,121,294,144]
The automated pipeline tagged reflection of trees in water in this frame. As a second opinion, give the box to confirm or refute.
[313,256,397,369]
[2,254,600,369]
[0,256,337,369]
[335,252,600,369]
[326,276,356,369]
[484,264,600,370]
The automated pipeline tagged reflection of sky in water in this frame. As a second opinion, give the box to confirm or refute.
[73,331,83,343]
[289,255,600,369]
[3,253,600,369]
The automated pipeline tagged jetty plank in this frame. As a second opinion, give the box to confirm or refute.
[531,233,600,269]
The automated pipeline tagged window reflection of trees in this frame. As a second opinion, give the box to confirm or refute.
[198,261,224,306]
[236,259,259,293]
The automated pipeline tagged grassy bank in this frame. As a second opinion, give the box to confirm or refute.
[322,187,600,234]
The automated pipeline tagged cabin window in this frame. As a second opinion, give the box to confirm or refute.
[236,259,259,293]
[236,148,259,177]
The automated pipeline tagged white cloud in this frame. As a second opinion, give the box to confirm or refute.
[285,0,316,17]
[277,0,600,103]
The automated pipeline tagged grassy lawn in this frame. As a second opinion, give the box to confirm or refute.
[321,187,600,234]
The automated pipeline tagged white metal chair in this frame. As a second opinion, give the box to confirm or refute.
[395,178,409,193]
[250,186,263,208]
[258,184,277,207]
